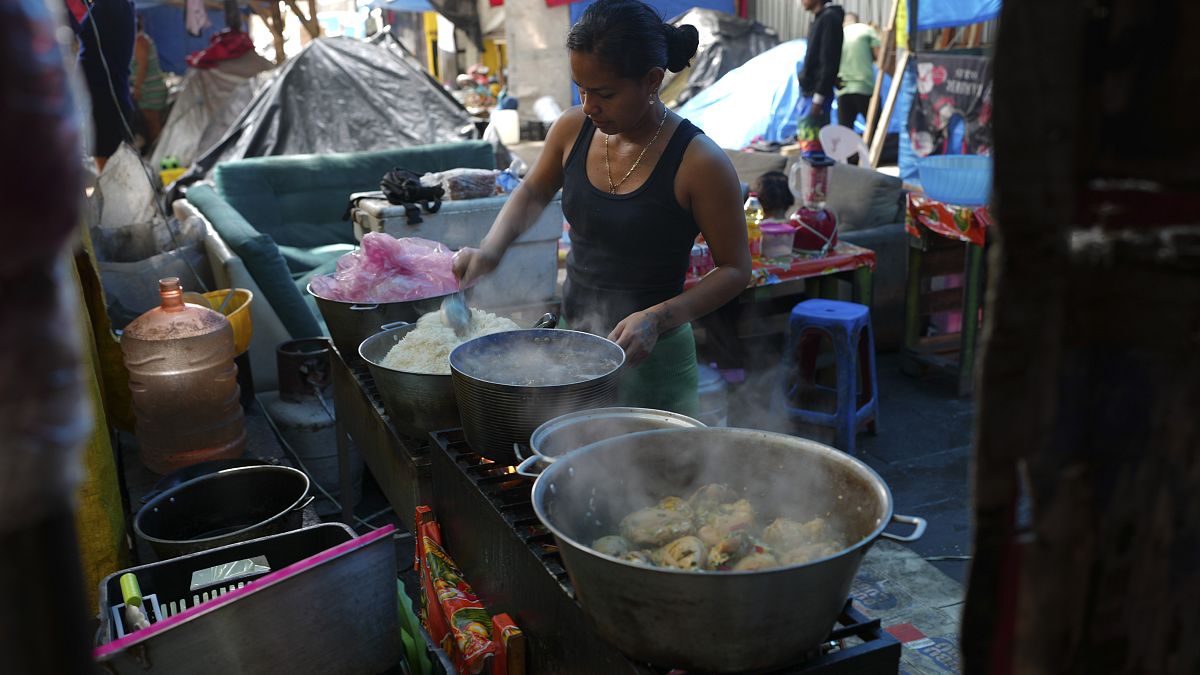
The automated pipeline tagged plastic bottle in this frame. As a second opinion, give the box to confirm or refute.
[744,192,764,259]
[121,278,246,474]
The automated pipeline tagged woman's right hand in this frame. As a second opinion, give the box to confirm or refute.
[453,247,501,287]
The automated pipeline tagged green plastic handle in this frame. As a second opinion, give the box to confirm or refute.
[120,573,143,608]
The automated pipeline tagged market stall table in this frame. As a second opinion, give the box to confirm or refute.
[902,193,992,395]
[685,242,877,339]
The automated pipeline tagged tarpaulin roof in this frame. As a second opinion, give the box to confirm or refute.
[916,0,1000,31]
[661,8,779,108]
[188,36,472,177]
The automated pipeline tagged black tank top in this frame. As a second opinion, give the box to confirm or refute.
[561,116,704,335]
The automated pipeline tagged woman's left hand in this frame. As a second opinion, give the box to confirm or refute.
[608,310,661,366]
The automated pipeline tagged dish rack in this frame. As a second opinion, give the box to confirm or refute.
[95,523,400,675]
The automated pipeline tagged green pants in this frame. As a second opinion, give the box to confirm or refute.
[562,320,700,417]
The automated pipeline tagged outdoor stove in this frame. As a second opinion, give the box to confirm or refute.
[429,429,902,675]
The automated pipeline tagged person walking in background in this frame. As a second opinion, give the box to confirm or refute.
[795,0,844,154]
[132,15,169,147]
[67,0,137,170]
[837,12,881,131]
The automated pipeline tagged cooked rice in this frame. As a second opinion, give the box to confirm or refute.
[381,308,519,374]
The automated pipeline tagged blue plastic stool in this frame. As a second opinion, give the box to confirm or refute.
[776,299,879,452]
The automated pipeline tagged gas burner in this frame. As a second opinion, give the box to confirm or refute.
[429,430,901,674]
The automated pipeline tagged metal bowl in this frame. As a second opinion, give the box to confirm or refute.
[449,329,625,463]
[532,427,925,672]
[135,465,312,559]
[515,407,705,476]
[308,281,451,361]
[359,323,460,440]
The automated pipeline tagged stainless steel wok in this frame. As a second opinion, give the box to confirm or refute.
[531,427,925,673]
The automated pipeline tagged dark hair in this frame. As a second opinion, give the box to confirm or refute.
[754,171,794,217]
[566,0,700,79]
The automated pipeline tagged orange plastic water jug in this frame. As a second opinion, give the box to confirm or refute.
[121,278,245,474]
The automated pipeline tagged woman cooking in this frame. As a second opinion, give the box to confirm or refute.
[455,0,751,416]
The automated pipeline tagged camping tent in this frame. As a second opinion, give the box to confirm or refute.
[676,39,807,150]
[660,9,779,108]
[189,36,473,177]
[151,51,275,169]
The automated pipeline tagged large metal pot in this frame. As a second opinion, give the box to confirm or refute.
[308,282,450,361]
[531,427,925,673]
[135,465,312,559]
[359,323,459,439]
[450,329,625,463]
[515,407,704,476]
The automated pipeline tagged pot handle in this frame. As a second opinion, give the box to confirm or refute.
[350,304,380,311]
[880,513,927,542]
[380,321,412,332]
[532,313,558,329]
[292,495,316,512]
[515,454,546,478]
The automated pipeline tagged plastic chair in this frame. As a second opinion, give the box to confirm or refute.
[818,124,871,165]
[775,299,879,452]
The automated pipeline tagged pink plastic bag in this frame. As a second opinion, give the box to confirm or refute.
[309,233,459,302]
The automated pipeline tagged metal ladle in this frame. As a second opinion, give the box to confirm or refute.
[442,291,472,337]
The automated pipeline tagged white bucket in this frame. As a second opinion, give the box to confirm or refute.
[492,109,521,146]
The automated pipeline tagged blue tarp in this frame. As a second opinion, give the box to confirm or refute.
[139,5,227,74]
[916,0,1000,31]
[676,39,806,149]
[674,39,897,150]
[370,0,434,12]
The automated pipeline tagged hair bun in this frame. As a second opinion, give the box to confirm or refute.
[664,23,699,73]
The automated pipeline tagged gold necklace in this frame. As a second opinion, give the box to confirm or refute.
[604,110,668,194]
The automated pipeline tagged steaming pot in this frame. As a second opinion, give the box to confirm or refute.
[531,427,926,673]
[449,329,625,463]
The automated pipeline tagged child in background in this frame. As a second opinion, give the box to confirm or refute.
[754,171,795,221]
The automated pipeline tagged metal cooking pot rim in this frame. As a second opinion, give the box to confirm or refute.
[358,324,452,378]
[529,407,706,460]
[306,280,455,306]
[531,427,895,577]
[134,465,311,546]
[449,328,626,388]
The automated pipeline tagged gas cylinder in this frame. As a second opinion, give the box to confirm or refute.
[262,339,362,516]
[121,278,245,474]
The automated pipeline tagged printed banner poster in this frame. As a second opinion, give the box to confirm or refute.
[908,54,992,158]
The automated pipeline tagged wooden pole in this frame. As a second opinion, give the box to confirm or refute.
[868,48,908,168]
[269,0,287,64]
[282,0,320,39]
[964,0,1200,672]
[862,0,899,145]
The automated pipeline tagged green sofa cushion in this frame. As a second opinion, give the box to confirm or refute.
[186,184,324,338]
[213,142,496,252]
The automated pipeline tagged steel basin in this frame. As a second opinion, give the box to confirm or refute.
[308,282,450,362]
[359,323,460,439]
[135,465,312,559]
[515,407,705,476]
[450,329,624,463]
[531,427,925,673]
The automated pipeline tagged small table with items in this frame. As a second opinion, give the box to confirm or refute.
[686,242,877,339]
[902,193,991,395]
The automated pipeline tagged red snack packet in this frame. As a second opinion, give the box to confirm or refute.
[491,614,525,675]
